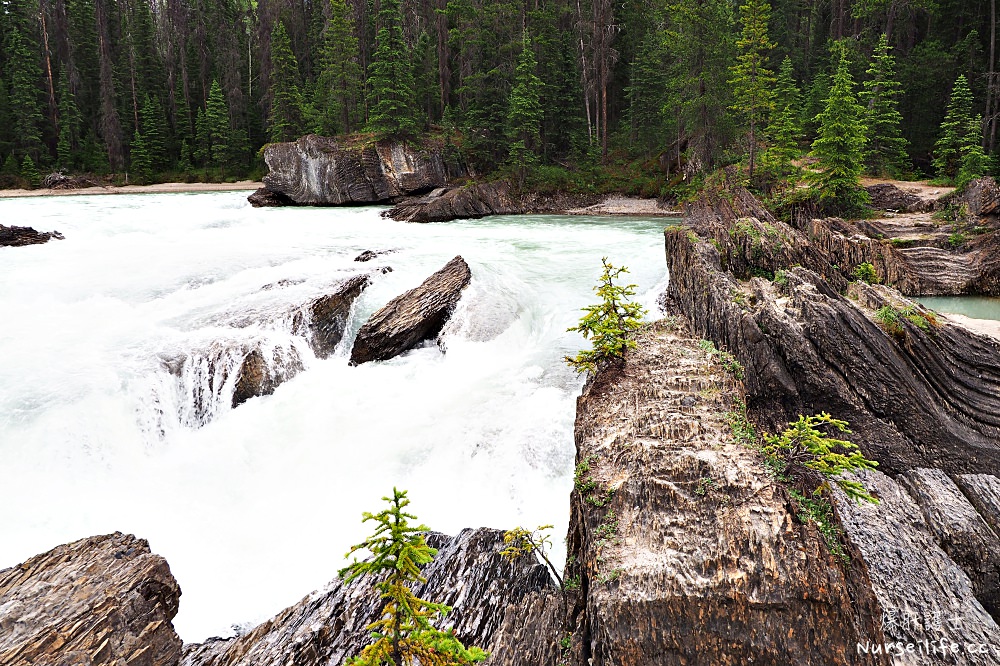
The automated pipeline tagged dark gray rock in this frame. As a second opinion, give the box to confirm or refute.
[0,533,182,666]
[0,225,64,247]
[293,274,371,359]
[258,135,462,206]
[387,183,521,223]
[247,187,293,207]
[865,183,933,213]
[181,528,554,666]
[349,256,471,364]
[231,346,304,408]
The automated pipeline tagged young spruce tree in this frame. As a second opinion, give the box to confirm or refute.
[366,0,418,139]
[933,75,975,181]
[268,22,306,143]
[809,44,869,215]
[729,0,775,180]
[506,30,544,188]
[861,34,909,177]
[314,0,363,135]
[760,56,803,188]
[339,489,487,666]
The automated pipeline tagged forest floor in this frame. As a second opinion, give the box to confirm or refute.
[0,181,262,198]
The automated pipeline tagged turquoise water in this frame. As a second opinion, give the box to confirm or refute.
[917,296,1000,322]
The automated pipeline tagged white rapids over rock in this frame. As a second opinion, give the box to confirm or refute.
[0,191,671,641]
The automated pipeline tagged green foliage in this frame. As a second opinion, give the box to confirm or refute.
[728,0,775,179]
[957,115,989,189]
[19,154,39,186]
[573,455,614,508]
[788,487,849,564]
[366,0,419,139]
[851,262,878,284]
[808,43,870,216]
[861,34,909,177]
[268,22,306,144]
[933,75,975,181]
[949,231,968,248]
[875,304,905,338]
[698,339,745,380]
[506,31,544,187]
[2,153,19,177]
[759,56,803,191]
[726,397,758,446]
[762,413,879,504]
[129,130,153,184]
[4,22,44,162]
[499,525,563,588]
[339,489,488,666]
[313,0,363,135]
[566,259,646,373]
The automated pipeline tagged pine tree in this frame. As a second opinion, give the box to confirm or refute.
[958,115,990,187]
[5,25,45,162]
[809,44,869,215]
[933,75,975,181]
[314,0,362,136]
[729,0,775,180]
[627,28,674,156]
[57,71,83,170]
[130,130,152,184]
[268,22,306,143]
[205,80,232,168]
[194,107,211,166]
[365,0,418,139]
[20,154,39,185]
[140,95,169,171]
[3,153,21,176]
[760,56,803,188]
[861,34,909,177]
[506,31,544,188]
[339,489,488,666]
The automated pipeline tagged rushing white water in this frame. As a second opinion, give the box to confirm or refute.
[0,191,670,641]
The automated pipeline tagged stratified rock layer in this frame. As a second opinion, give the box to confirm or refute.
[387,183,521,222]
[0,224,64,246]
[181,528,553,666]
[0,532,182,666]
[349,256,471,364]
[257,135,462,205]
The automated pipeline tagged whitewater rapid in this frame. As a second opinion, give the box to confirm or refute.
[0,191,671,640]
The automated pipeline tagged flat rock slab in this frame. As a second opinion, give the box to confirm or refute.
[0,532,182,666]
[0,225,64,247]
[349,256,471,364]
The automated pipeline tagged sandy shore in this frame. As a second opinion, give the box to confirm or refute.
[564,196,682,217]
[944,312,1000,340]
[0,181,262,199]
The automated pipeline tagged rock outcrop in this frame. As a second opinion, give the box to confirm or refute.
[0,532,182,666]
[669,188,1000,477]
[350,256,471,364]
[181,528,553,666]
[865,183,934,213]
[386,183,522,222]
[0,225,64,247]
[293,274,371,359]
[253,135,463,206]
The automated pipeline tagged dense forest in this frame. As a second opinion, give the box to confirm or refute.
[0,0,998,197]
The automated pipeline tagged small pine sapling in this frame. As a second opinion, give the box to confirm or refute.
[339,488,487,666]
[566,258,647,372]
[500,524,564,588]
[762,413,879,504]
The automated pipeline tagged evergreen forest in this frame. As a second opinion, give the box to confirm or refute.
[1,0,999,201]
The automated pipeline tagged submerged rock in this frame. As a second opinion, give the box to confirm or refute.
[230,345,305,408]
[387,183,521,223]
[293,274,371,359]
[247,188,293,207]
[0,224,64,247]
[181,528,553,666]
[349,256,471,364]
[0,532,182,666]
[254,135,462,206]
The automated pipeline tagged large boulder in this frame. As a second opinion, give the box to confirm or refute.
[0,532,182,666]
[293,274,372,359]
[865,183,933,213]
[0,225,64,247]
[181,528,553,666]
[349,256,471,364]
[386,183,522,222]
[255,135,464,206]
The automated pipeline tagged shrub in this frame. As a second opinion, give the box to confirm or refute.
[500,525,564,589]
[851,262,878,284]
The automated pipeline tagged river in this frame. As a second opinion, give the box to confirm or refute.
[0,191,670,640]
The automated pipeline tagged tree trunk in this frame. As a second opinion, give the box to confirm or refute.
[40,6,59,131]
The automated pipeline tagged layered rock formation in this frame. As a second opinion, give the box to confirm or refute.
[180,528,552,666]
[0,532,182,666]
[0,224,64,247]
[386,183,522,222]
[350,256,471,364]
[252,135,463,206]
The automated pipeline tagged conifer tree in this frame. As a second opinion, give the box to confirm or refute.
[57,71,83,169]
[958,115,990,187]
[129,130,152,184]
[314,0,362,135]
[760,56,802,188]
[803,70,830,139]
[5,25,45,162]
[206,80,231,168]
[809,44,869,215]
[861,34,909,177]
[933,75,975,181]
[506,31,544,188]
[268,22,306,143]
[339,489,488,666]
[729,0,775,179]
[20,154,39,185]
[2,153,20,177]
[365,0,418,139]
[140,95,169,171]
[194,107,211,166]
